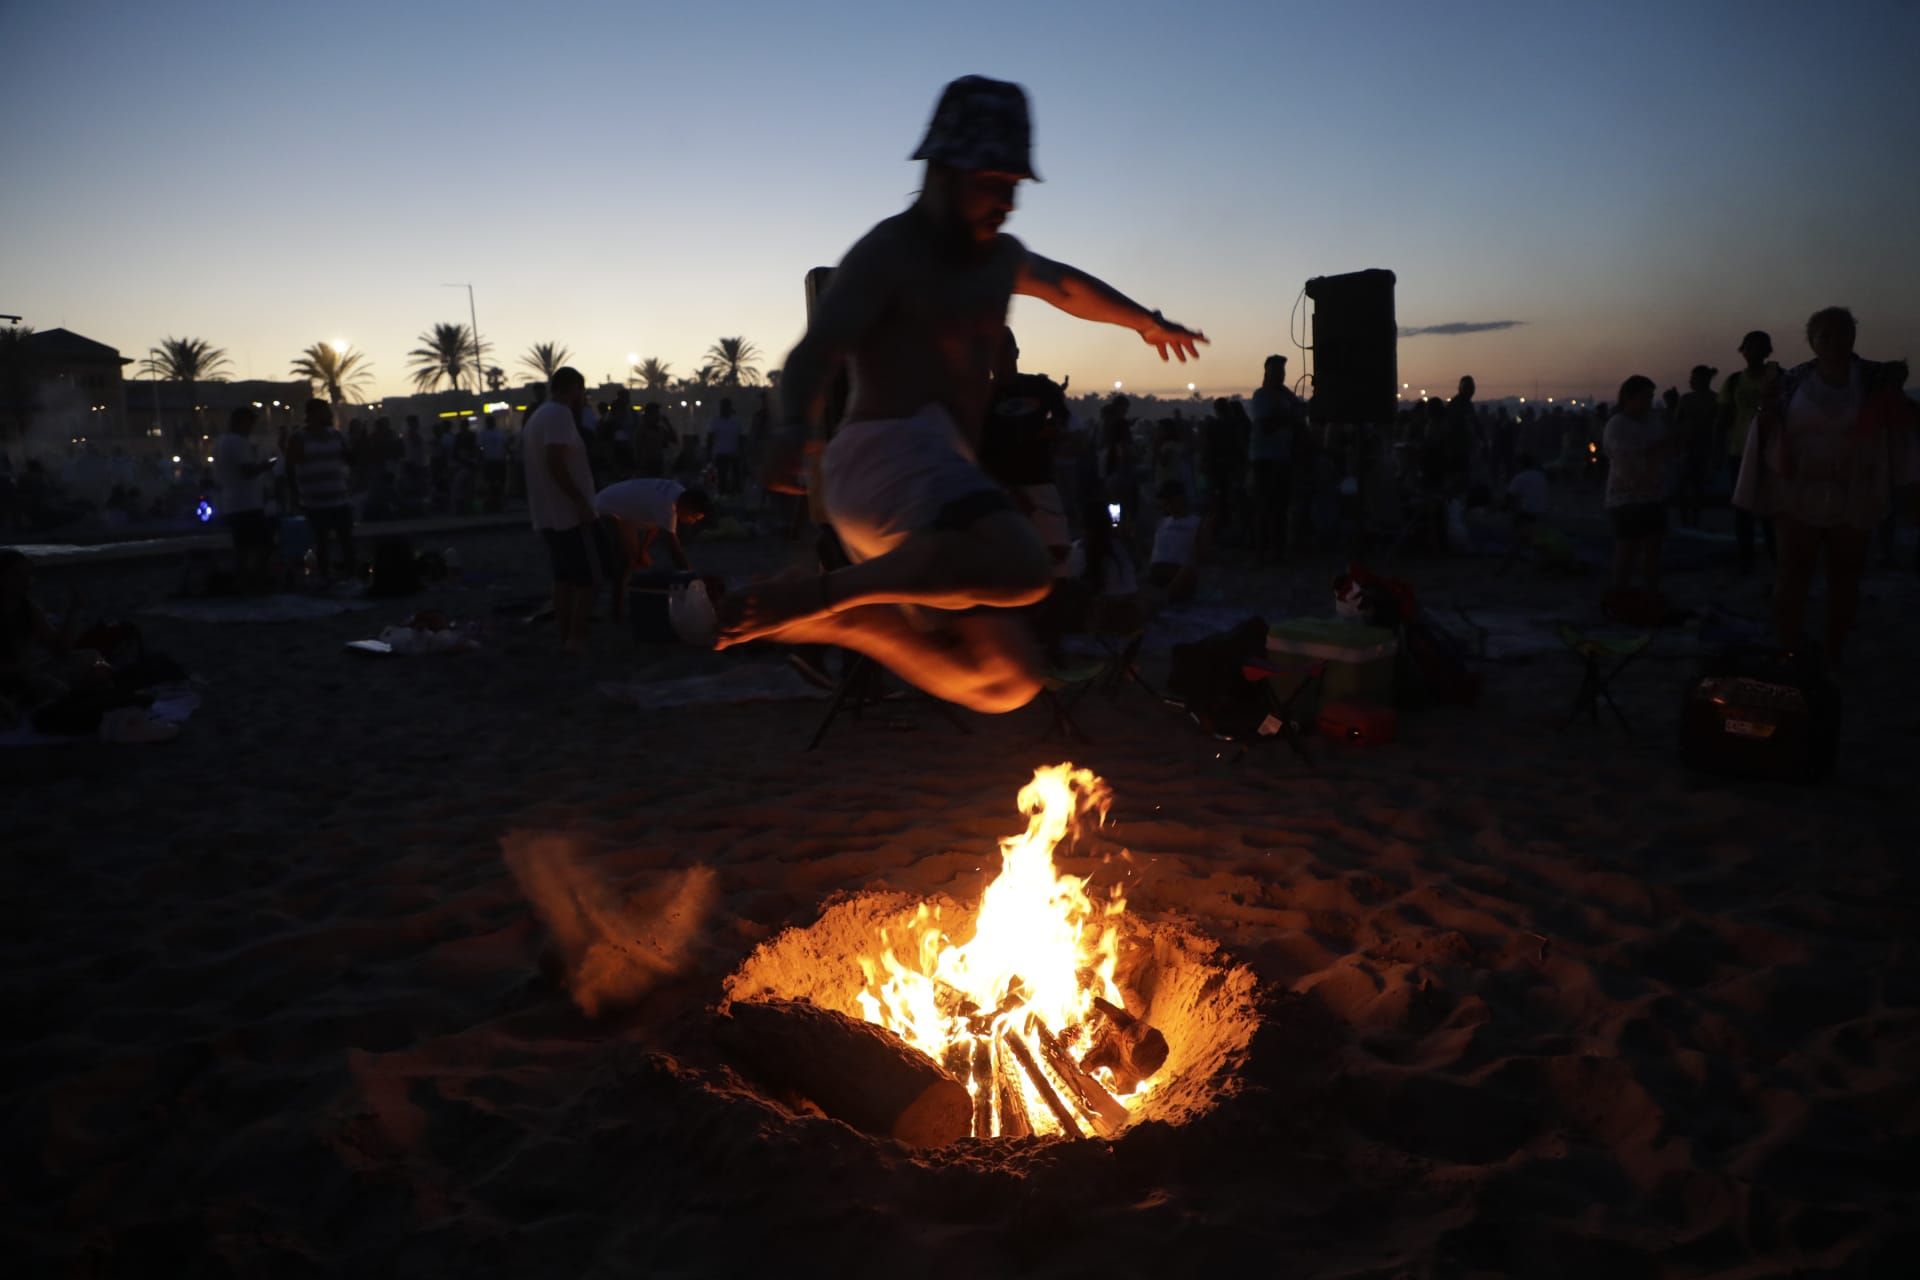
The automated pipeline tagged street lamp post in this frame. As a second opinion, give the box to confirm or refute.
[443,283,483,399]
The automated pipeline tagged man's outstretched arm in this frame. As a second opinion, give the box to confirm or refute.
[1016,247,1207,362]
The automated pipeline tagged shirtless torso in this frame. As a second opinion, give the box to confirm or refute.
[838,209,1025,443]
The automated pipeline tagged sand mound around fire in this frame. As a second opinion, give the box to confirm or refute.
[722,890,1260,1134]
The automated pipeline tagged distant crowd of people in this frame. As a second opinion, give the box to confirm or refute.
[1603,308,1916,662]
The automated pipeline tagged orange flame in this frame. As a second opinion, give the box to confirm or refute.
[855,764,1147,1137]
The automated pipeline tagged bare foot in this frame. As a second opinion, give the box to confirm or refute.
[715,568,829,647]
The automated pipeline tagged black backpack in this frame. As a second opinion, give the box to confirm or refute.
[1166,616,1271,738]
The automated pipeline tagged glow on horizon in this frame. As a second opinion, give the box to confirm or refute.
[2,0,1916,410]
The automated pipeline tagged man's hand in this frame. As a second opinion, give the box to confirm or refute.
[1140,311,1208,363]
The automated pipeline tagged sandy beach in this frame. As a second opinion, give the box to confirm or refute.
[5,522,1919,1277]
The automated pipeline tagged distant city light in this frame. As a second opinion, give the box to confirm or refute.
[171,454,181,463]
[1186,382,1196,392]
[627,352,639,364]
[1113,380,1123,391]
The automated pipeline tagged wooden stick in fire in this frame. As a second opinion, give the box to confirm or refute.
[1003,1024,1084,1139]
[1034,1018,1130,1136]
[993,1033,1033,1138]
[1083,996,1169,1094]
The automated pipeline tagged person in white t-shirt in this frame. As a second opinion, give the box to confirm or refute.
[1505,454,1549,520]
[594,478,711,619]
[1147,480,1205,604]
[707,398,745,495]
[521,367,604,653]
[214,405,275,589]
[476,413,509,512]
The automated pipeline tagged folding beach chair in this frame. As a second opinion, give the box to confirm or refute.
[1558,625,1650,736]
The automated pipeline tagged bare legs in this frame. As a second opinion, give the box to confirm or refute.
[761,606,1044,713]
[1773,517,1869,662]
[1608,531,1663,594]
[717,510,1052,713]
[555,583,594,655]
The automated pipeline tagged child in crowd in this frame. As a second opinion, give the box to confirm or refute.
[1602,375,1671,597]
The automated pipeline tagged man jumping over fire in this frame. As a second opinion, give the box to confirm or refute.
[716,75,1206,712]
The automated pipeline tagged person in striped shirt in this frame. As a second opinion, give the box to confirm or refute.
[286,397,355,582]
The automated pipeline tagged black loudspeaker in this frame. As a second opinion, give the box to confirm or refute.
[1305,269,1397,426]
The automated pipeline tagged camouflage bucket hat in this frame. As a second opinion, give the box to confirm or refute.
[911,75,1040,180]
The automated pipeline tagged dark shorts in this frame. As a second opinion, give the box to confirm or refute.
[1609,501,1667,539]
[304,504,353,541]
[542,521,612,586]
[225,508,272,551]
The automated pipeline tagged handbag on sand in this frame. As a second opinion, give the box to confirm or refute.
[1680,646,1839,782]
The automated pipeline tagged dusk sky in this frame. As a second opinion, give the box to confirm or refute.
[5,0,1916,405]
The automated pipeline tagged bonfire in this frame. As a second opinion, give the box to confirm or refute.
[851,764,1162,1138]
[722,763,1254,1147]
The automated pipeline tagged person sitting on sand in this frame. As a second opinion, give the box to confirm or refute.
[594,478,711,621]
[522,367,605,655]
[0,549,101,726]
[1061,498,1147,636]
[717,76,1206,714]
[1147,480,1205,605]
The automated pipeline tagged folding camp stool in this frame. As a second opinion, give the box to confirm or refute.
[1223,657,1328,768]
[1092,630,1156,700]
[1037,657,1109,743]
[1559,625,1651,736]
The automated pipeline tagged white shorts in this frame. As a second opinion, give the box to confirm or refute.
[823,404,1009,563]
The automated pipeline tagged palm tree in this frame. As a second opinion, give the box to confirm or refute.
[290,341,374,404]
[485,366,506,393]
[704,336,762,386]
[519,341,572,382]
[637,358,673,391]
[142,337,233,425]
[407,322,487,393]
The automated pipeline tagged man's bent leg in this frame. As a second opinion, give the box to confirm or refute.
[771,604,1042,714]
[719,511,1050,645]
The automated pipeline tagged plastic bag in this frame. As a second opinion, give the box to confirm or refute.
[668,579,718,646]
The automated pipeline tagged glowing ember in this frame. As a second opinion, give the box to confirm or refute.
[854,764,1154,1137]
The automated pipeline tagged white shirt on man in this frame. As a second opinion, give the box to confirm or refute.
[214,432,268,513]
[709,415,743,457]
[596,478,684,533]
[1506,467,1548,516]
[521,401,596,531]
[1151,514,1201,567]
[477,423,507,461]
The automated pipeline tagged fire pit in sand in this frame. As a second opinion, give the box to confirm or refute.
[720,764,1258,1145]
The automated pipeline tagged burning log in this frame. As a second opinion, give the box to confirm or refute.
[715,999,971,1147]
[1034,1019,1130,1136]
[1003,1026,1083,1139]
[1083,996,1170,1094]
[993,1032,1034,1138]
[971,1039,994,1138]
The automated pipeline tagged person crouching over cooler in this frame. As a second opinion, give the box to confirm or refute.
[594,477,711,621]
